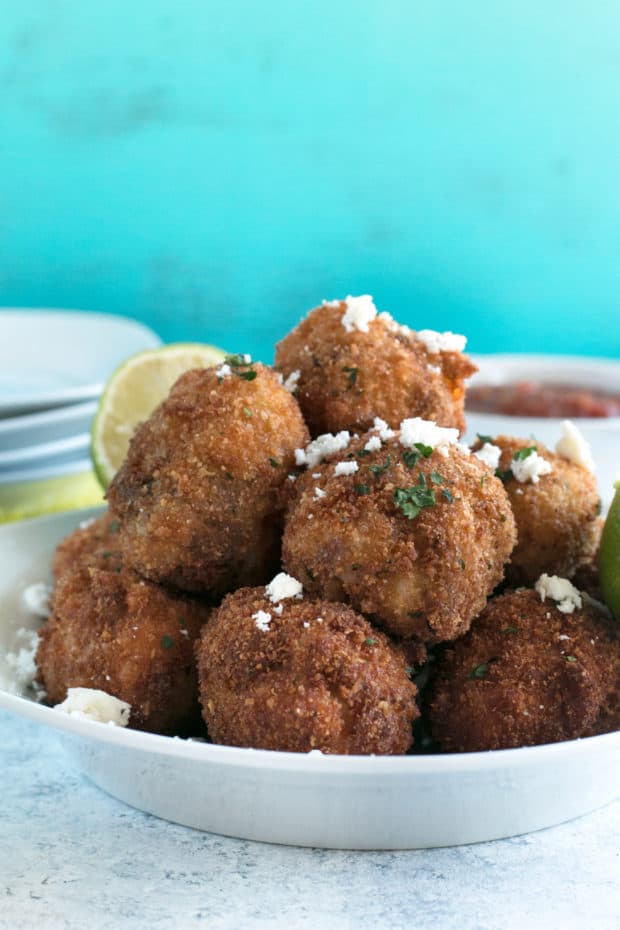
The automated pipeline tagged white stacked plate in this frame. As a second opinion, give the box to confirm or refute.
[0,310,161,522]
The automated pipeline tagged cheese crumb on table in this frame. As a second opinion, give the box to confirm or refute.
[555,420,595,472]
[535,574,583,614]
[1,629,43,698]
[265,573,304,603]
[21,582,52,618]
[340,295,377,333]
[416,330,467,354]
[54,688,131,726]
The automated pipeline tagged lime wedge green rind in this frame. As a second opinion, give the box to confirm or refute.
[91,342,228,490]
[599,482,620,621]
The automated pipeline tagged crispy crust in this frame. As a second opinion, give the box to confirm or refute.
[51,510,122,579]
[474,436,601,585]
[282,432,516,641]
[107,363,309,595]
[427,588,620,752]
[37,562,211,734]
[275,302,476,437]
[196,587,418,754]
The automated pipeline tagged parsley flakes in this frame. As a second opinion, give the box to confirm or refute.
[161,635,175,650]
[393,475,436,520]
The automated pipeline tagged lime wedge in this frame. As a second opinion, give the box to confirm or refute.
[91,342,227,488]
[599,479,620,620]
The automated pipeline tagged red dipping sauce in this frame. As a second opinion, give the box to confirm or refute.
[467,381,620,418]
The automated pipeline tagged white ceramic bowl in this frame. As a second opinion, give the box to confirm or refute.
[0,310,161,416]
[465,355,620,509]
[0,400,97,453]
[1,508,618,850]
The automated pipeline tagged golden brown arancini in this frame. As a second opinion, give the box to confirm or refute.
[195,578,418,754]
[282,422,516,642]
[37,562,211,734]
[52,509,122,579]
[275,298,476,437]
[472,435,601,586]
[427,585,620,752]
[107,360,309,596]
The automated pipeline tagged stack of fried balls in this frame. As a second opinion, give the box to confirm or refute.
[36,296,620,754]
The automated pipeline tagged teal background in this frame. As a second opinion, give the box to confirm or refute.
[1,1,619,361]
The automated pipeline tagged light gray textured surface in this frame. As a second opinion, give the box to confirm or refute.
[1,710,619,930]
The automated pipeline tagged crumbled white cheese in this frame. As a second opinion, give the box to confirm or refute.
[287,474,297,482]
[334,461,359,477]
[54,688,131,726]
[341,295,377,333]
[312,472,321,478]
[555,420,595,472]
[21,582,52,619]
[313,486,326,500]
[364,435,382,452]
[2,629,42,697]
[535,575,582,614]
[416,330,467,354]
[242,353,252,364]
[322,298,342,309]
[283,370,301,393]
[215,363,231,379]
[78,517,96,530]
[378,311,411,337]
[273,604,284,616]
[252,610,272,632]
[371,417,395,441]
[303,621,310,628]
[399,418,460,457]
[265,573,303,603]
[510,451,552,484]
[474,442,502,471]
[295,431,351,468]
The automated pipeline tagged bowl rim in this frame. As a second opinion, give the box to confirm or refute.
[467,353,620,426]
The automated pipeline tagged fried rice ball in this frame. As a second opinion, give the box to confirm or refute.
[37,561,211,734]
[473,435,601,586]
[275,298,477,437]
[427,585,620,752]
[107,360,309,596]
[282,425,516,642]
[195,579,418,754]
[52,509,122,579]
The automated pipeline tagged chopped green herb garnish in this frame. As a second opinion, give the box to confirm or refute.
[457,558,466,571]
[101,551,111,559]
[495,468,513,482]
[403,449,421,469]
[178,617,187,628]
[268,457,280,468]
[513,445,537,461]
[565,655,578,663]
[109,520,120,534]
[305,565,316,581]
[351,562,361,570]
[414,442,433,458]
[365,637,377,646]
[368,455,392,478]
[441,488,454,503]
[161,635,174,650]
[393,483,436,520]
[429,470,444,485]
[476,433,494,445]
[356,448,371,458]
[503,626,518,634]
[243,406,253,418]
[468,661,492,680]
[226,354,250,368]
[355,484,370,496]
[342,365,359,388]
[480,475,488,487]
[236,369,257,381]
